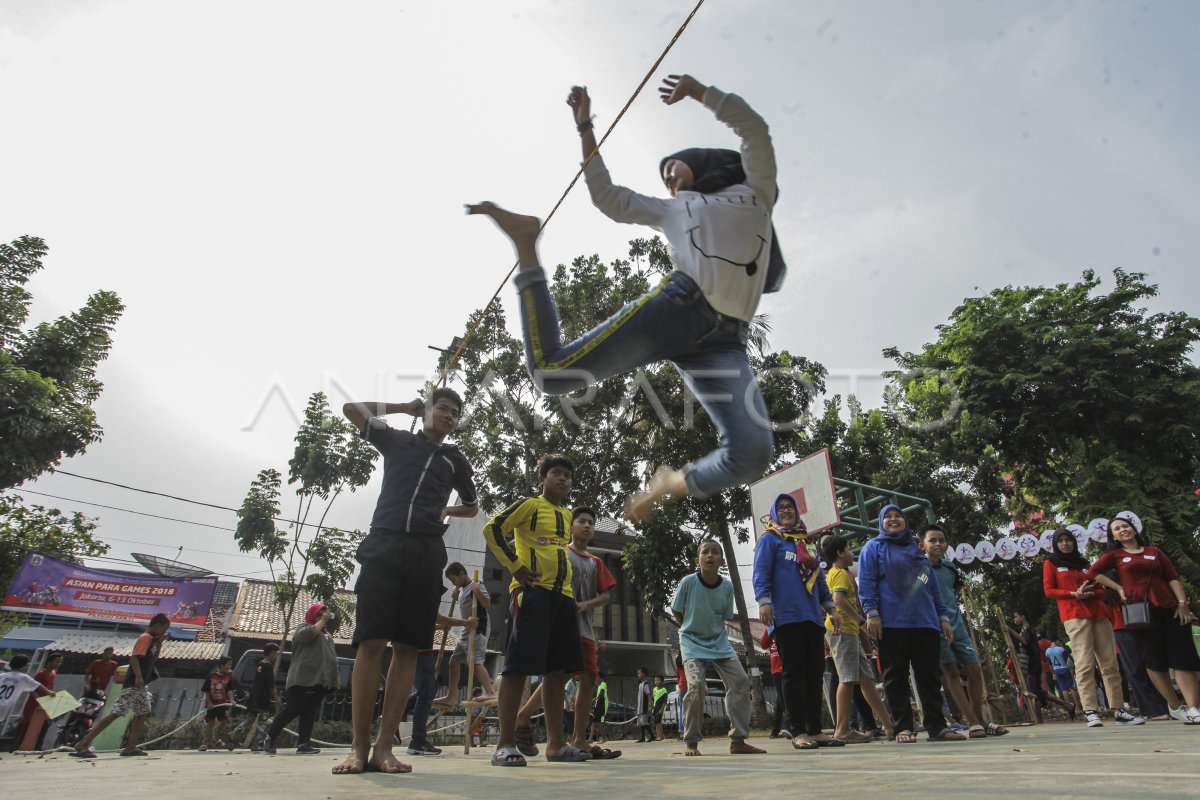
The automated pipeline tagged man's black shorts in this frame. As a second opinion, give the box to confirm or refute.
[502,585,583,676]
[205,707,230,721]
[352,529,447,648]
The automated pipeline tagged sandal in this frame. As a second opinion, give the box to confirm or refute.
[967,725,987,739]
[985,722,1009,736]
[791,737,820,750]
[546,744,591,762]
[515,724,539,757]
[931,728,966,741]
[815,737,845,747]
[588,745,622,760]
[490,746,527,767]
[894,730,918,743]
[120,749,150,757]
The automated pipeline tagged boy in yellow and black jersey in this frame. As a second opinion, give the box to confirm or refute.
[484,454,588,766]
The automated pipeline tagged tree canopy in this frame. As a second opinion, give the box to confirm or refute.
[1,236,124,489]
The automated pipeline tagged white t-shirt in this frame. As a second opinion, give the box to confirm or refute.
[584,86,777,323]
[0,672,42,718]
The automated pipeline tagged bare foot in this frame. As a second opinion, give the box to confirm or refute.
[474,693,497,703]
[684,744,702,756]
[729,741,766,754]
[332,750,368,775]
[625,466,687,522]
[465,202,542,241]
[431,696,455,708]
[368,747,412,774]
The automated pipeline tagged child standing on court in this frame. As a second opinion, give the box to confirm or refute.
[672,539,766,757]
[200,656,235,751]
[484,454,589,766]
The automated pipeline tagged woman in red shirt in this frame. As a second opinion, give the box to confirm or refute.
[1043,529,1140,726]
[1088,514,1200,724]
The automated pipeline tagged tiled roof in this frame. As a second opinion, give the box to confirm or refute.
[44,632,225,661]
[228,579,360,644]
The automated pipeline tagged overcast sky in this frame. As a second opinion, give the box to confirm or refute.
[4,1,1197,608]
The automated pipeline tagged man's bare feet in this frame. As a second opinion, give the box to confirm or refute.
[368,747,412,774]
[474,693,498,703]
[729,740,766,754]
[684,743,701,756]
[332,749,368,775]
[625,466,687,522]
[431,696,455,708]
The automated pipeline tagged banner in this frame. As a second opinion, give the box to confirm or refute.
[2,553,218,628]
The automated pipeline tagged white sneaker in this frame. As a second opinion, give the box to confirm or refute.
[1114,710,1145,726]
[1169,705,1189,722]
[1085,711,1103,728]
[1185,707,1200,725]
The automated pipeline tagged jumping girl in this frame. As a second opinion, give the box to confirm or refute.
[468,73,785,520]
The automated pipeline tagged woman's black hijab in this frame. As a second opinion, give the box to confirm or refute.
[660,147,787,293]
[1046,528,1089,571]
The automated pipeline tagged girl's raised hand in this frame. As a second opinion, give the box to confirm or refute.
[567,85,591,125]
[659,74,705,105]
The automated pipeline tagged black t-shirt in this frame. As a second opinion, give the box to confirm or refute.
[248,659,276,711]
[363,422,477,535]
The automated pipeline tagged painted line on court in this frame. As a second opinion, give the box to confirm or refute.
[650,764,1200,779]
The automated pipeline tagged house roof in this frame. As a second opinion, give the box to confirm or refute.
[226,579,462,650]
[43,632,225,662]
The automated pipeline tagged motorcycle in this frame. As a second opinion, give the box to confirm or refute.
[54,691,106,747]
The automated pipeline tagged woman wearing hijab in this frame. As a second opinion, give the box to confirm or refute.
[1088,513,1200,724]
[468,73,783,521]
[264,603,341,754]
[1043,528,1144,727]
[857,505,963,742]
[752,494,840,750]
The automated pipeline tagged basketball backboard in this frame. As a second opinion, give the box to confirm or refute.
[749,448,839,540]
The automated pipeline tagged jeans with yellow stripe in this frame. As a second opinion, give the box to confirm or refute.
[514,266,773,498]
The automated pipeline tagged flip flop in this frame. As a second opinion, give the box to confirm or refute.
[815,738,846,747]
[791,738,820,750]
[490,746,527,767]
[930,729,966,741]
[893,730,918,743]
[120,749,149,757]
[546,744,592,762]
[968,724,987,739]
[985,722,1009,736]
[70,750,98,759]
[588,745,622,760]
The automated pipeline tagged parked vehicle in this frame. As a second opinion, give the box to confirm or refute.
[54,691,106,747]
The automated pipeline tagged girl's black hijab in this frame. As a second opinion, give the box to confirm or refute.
[1046,528,1090,571]
[659,147,787,293]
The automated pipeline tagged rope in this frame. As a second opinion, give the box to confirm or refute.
[411,0,707,428]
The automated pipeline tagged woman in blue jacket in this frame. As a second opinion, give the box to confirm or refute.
[753,494,840,749]
[858,505,962,742]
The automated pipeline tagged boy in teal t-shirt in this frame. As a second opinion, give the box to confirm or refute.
[671,539,765,757]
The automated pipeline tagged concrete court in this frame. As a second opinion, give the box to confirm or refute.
[1,722,1197,800]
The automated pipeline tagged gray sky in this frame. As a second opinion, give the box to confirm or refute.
[4,1,1197,606]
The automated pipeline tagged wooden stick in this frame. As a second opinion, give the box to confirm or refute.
[464,569,480,755]
[994,604,1035,723]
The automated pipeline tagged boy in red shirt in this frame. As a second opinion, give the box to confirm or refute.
[84,647,120,698]
[201,656,235,751]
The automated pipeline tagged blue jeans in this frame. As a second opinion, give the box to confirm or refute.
[514,268,773,498]
[408,651,437,748]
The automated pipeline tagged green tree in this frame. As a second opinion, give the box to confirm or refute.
[1,236,124,488]
[234,392,376,643]
[0,492,110,637]
[885,269,1200,617]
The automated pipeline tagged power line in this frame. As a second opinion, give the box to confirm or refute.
[28,476,495,558]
